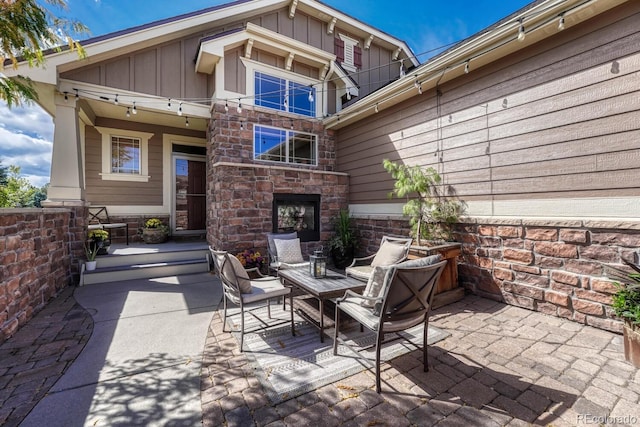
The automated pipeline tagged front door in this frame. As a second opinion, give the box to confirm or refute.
[173,155,206,233]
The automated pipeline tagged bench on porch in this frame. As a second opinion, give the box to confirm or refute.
[87,206,129,245]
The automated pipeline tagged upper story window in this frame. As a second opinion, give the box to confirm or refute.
[335,34,362,72]
[254,125,317,166]
[96,127,153,182]
[254,72,316,118]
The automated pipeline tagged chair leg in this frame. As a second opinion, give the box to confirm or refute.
[240,308,245,352]
[267,298,272,319]
[375,331,383,393]
[222,297,229,332]
[423,321,429,372]
[333,305,340,355]
[289,291,295,337]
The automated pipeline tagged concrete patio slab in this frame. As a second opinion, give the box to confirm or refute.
[18,272,220,427]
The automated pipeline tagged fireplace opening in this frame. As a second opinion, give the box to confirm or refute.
[272,194,320,242]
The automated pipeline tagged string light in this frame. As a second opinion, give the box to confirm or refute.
[283,94,288,110]
[374,103,379,113]
[178,102,183,116]
[167,98,172,110]
[237,100,242,113]
[517,19,526,42]
[399,60,405,78]
[185,117,189,127]
[63,92,68,102]
[240,121,244,130]
[464,60,470,74]
[224,100,229,113]
[75,89,79,100]
[308,87,314,103]
[558,14,565,31]
[132,101,137,114]
[114,94,119,105]
[126,107,131,118]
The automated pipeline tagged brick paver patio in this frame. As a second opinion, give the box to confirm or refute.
[2,285,639,426]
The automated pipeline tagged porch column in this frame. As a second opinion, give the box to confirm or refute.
[43,93,85,205]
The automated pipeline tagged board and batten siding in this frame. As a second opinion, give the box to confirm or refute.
[337,1,640,219]
[60,7,399,104]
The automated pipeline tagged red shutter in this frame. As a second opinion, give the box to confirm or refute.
[353,45,362,69]
[334,38,344,62]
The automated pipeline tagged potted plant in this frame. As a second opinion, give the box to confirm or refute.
[382,159,467,308]
[606,257,640,367]
[236,249,266,277]
[328,209,359,269]
[88,229,110,255]
[140,218,169,244]
[84,240,100,271]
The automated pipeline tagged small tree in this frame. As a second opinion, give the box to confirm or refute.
[383,159,465,245]
[1,0,87,106]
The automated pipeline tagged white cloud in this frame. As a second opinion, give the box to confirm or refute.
[0,102,53,187]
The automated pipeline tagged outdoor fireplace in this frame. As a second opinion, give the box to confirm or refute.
[272,194,320,242]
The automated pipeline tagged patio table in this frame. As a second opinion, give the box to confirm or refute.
[278,268,365,342]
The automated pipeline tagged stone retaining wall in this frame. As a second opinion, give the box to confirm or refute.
[0,208,81,343]
[353,215,636,333]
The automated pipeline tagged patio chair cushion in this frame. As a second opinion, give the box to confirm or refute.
[370,241,408,267]
[224,254,253,294]
[244,277,291,304]
[274,238,305,263]
[344,265,373,281]
[360,265,391,308]
[397,254,442,268]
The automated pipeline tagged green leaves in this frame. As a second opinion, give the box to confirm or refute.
[1,0,88,106]
[607,259,640,326]
[383,159,465,244]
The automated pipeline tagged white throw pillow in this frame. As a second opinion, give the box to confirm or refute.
[360,265,391,308]
[274,238,305,263]
[371,241,407,267]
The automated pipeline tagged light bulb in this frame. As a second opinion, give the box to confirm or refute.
[126,107,130,118]
[178,102,183,116]
[558,15,565,31]
[114,94,119,105]
[464,61,470,74]
[237,100,242,114]
[224,101,229,113]
[132,102,137,114]
[518,21,526,42]
[374,104,379,113]
[167,98,172,110]
[185,117,189,127]
[308,88,314,103]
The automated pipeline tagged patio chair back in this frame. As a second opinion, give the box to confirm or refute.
[380,260,446,330]
[210,248,242,305]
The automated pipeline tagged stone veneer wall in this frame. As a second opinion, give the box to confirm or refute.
[0,207,86,343]
[353,215,635,334]
[207,103,348,256]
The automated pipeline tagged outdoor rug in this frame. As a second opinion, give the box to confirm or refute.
[224,298,450,404]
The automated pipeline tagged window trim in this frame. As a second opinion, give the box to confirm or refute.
[96,127,154,182]
[338,34,359,72]
[253,124,318,166]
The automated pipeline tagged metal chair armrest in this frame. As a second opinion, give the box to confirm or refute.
[244,267,266,278]
[336,289,378,304]
[347,254,376,268]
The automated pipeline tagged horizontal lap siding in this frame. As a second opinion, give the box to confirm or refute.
[337,2,640,208]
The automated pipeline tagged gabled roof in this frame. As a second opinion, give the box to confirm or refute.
[4,0,418,84]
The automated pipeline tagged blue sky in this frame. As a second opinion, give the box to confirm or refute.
[0,0,532,187]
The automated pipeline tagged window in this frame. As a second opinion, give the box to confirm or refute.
[254,72,316,117]
[111,136,140,174]
[254,125,316,165]
[96,127,153,182]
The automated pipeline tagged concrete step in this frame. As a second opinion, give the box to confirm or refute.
[80,248,211,285]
